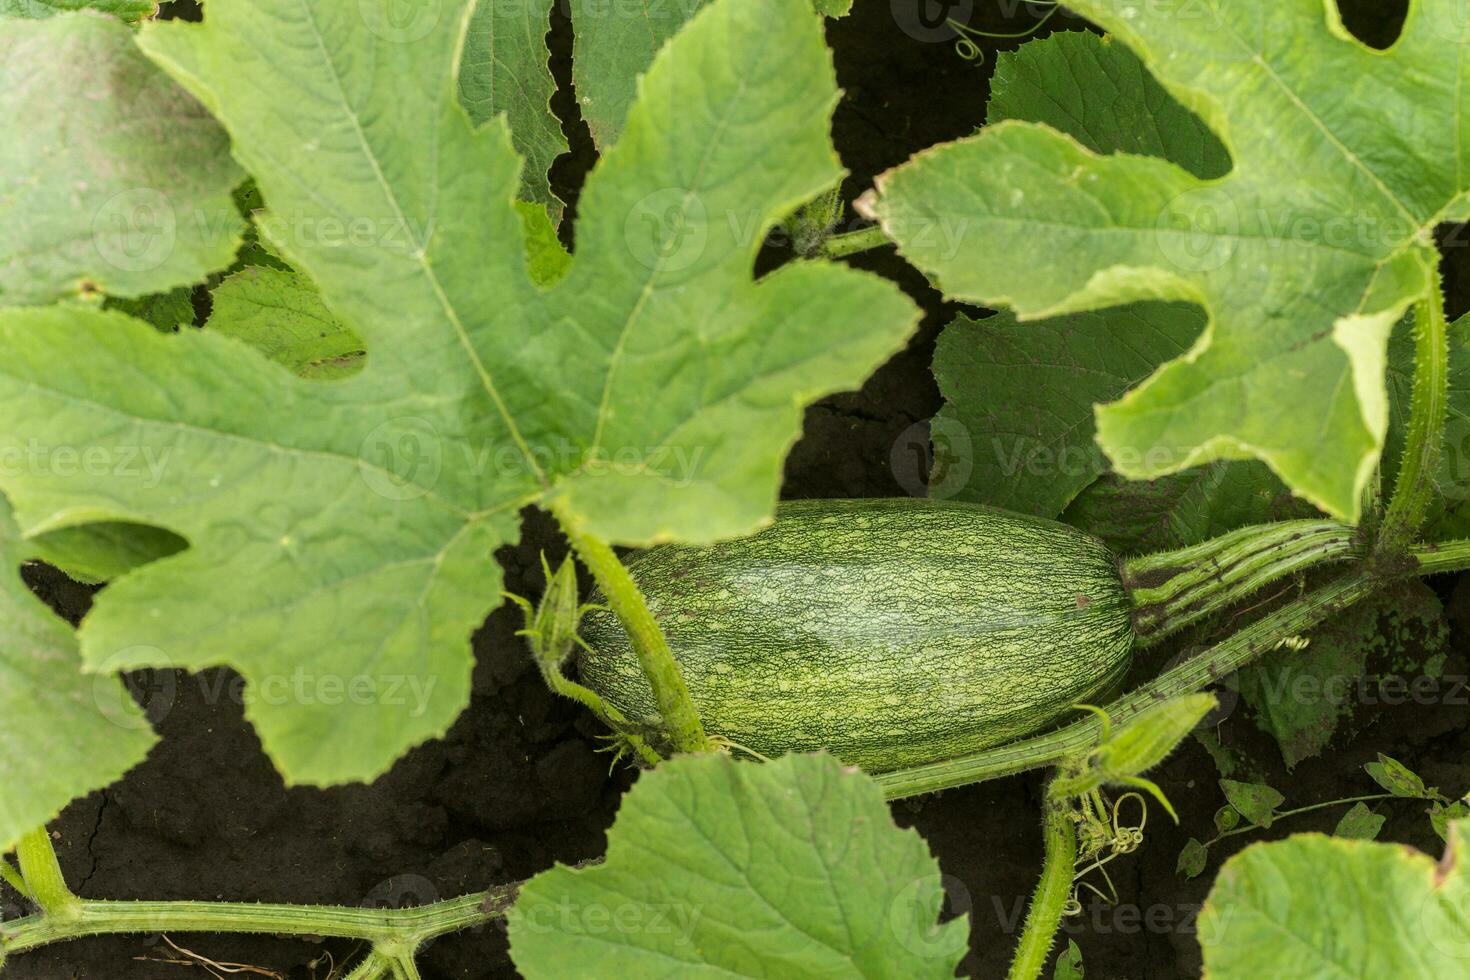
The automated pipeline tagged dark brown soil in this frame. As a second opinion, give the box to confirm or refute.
[4,1,1463,978]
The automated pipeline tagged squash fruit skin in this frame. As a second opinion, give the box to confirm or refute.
[578,498,1135,772]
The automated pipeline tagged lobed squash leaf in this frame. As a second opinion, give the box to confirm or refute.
[0,0,916,785]
[0,492,155,854]
[1200,818,1470,977]
[929,31,1307,549]
[0,0,153,20]
[570,0,851,148]
[0,11,244,307]
[874,0,1470,523]
[508,752,969,978]
[459,0,566,212]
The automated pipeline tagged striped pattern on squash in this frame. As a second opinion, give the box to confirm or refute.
[579,497,1135,773]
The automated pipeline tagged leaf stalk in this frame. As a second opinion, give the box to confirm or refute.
[1007,793,1077,980]
[14,830,74,918]
[551,504,710,754]
[1381,284,1449,545]
[1124,519,1359,645]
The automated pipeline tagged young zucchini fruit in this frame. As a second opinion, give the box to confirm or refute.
[579,498,1135,772]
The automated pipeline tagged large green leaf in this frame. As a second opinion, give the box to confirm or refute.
[459,0,565,210]
[0,12,243,306]
[931,30,1301,543]
[0,0,153,19]
[987,29,1228,180]
[508,753,968,977]
[0,493,155,853]
[0,0,915,784]
[207,267,365,380]
[869,1,1470,522]
[571,0,850,147]
[1200,819,1470,976]
[933,302,1205,517]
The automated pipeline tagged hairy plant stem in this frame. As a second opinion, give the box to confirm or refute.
[540,665,664,767]
[1007,795,1077,980]
[1412,537,1470,574]
[0,885,517,958]
[1381,285,1449,546]
[1125,519,1359,646]
[875,569,1379,800]
[552,504,710,754]
[0,859,27,900]
[344,951,394,980]
[14,831,72,917]
[815,225,891,259]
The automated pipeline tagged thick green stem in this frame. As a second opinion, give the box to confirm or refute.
[345,950,395,980]
[1412,538,1470,575]
[1007,796,1077,980]
[1382,286,1449,545]
[815,225,891,259]
[552,505,709,754]
[1125,519,1359,645]
[390,948,423,980]
[876,570,1377,799]
[14,830,73,917]
[0,885,517,958]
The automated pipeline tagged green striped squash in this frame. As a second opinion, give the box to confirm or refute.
[579,498,1135,773]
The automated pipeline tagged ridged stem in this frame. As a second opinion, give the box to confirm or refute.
[344,951,395,980]
[1412,538,1470,575]
[0,885,517,958]
[551,504,710,754]
[1382,286,1449,546]
[1006,795,1077,980]
[14,830,73,918]
[1124,520,1359,645]
[875,570,1377,799]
